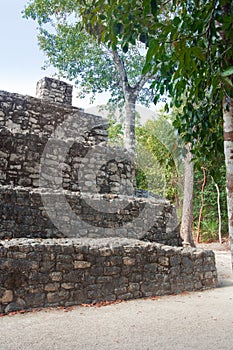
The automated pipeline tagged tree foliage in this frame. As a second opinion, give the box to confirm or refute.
[24,0,161,151]
[193,164,228,242]
[37,25,153,105]
[107,112,184,204]
[24,1,233,249]
[71,0,233,164]
[135,119,180,203]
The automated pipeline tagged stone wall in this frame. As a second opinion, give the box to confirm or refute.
[0,78,218,315]
[0,238,218,314]
[36,77,73,105]
[0,90,134,192]
[0,90,86,137]
[0,83,181,245]
[0,187,181,246]
[0,128,133,191]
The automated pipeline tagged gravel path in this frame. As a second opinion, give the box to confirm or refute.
[0,246,232,350]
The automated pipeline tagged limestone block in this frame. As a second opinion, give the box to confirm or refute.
[1,290,13,303]
[74,260,91,269]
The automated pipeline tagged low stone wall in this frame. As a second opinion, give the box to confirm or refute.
[0,187,181,246]
[0,90,101,137]
[0,238,217,314]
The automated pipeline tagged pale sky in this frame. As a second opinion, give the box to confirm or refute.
[0,1,160,112]
[0,2,51,95]
[0,0,107,109]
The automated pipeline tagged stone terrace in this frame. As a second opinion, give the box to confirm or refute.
[0,77,218,314]
[0,238,217,314]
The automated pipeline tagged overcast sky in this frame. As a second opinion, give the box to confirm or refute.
[0,1,161,113]
[0,1,51,95]
[0,0,105,109]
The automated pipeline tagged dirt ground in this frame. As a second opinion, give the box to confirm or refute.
[0,242,232,350]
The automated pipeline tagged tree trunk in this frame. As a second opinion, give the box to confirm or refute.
[124,92,137,153]
[110,50,151,154]
[213,180,222,244]
[180,143,195,247]
[223,96,233,270]
[196,167,206,244]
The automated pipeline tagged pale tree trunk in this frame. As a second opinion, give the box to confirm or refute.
[124,91,137,152]
[180,143,195,247]
[223,96,233,271]
[111,49,151,153]
[196,167,207,244]
[214,180,222,244]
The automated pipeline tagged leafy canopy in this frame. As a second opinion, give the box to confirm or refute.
[23,0,155,106]
[24,0,233,170]
[70,0,233,167]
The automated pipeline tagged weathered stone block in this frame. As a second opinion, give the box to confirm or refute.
[1,289,13,303]
[50,272,63,282]
[61,283,74,290]
[123,257,135,266]
[104,266,121,276]
[74,261,91,269]
[45,283,60,292]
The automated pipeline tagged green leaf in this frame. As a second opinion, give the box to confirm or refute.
[173,17,181,27]
[191,47,206,61]
[142,62,152,75]
[139,33,148,44]
[122,43,128,53]
[113,22,123,34]
[99,14,106,20]
[150,0,157,17]
[221,67,233,77]
[143,0,151,16]
[146,39,158,63]
[222,77,233,87]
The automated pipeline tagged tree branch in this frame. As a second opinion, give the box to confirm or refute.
[133,72,151,93]
[111,49,129,95]
[160,0,172,11]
